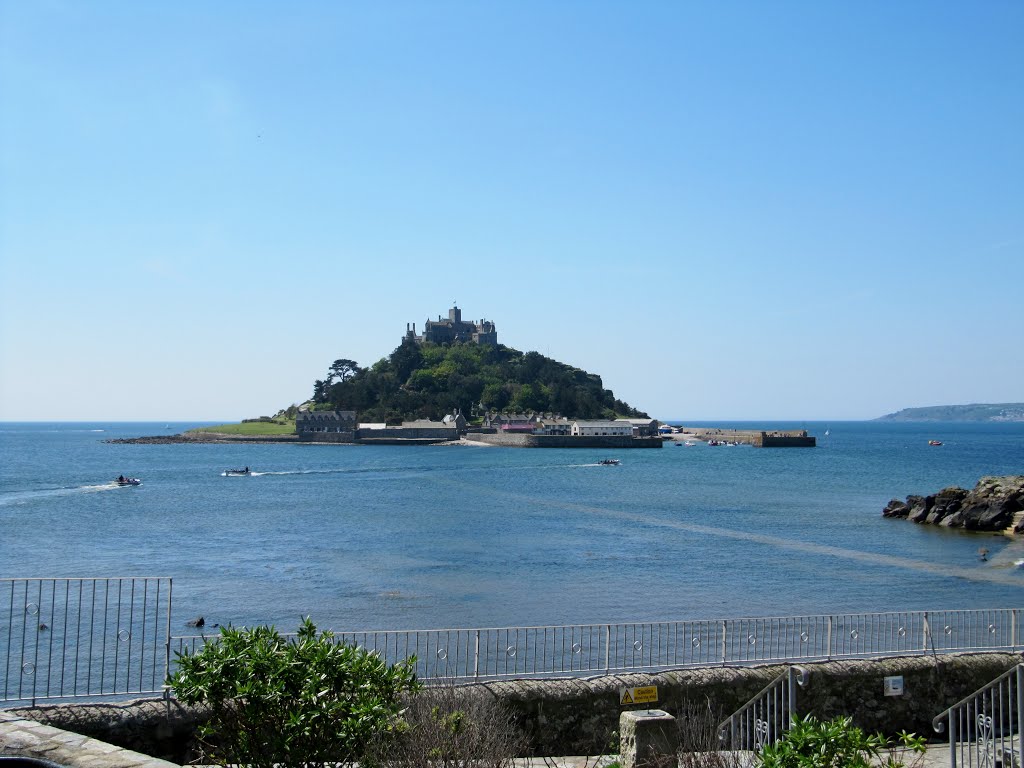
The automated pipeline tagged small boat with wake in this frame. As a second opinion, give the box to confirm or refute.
[928,440,943,446]
[597,458,621,466]
[116,475,141,486]
[223,467,251,477]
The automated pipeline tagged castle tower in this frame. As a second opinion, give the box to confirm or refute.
[407,305,496,346]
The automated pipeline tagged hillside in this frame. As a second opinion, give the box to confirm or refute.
[311,339,648,424]
[875,403,1024,422]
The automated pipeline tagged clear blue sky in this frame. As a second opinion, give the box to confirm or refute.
[2,1,1021,421]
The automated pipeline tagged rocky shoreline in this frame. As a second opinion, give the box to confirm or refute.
[106,432,299,445]
[882,475,1024,534]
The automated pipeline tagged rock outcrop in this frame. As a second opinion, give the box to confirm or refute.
[883,475,1024,533]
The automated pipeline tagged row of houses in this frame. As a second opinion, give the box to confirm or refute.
[484,412,659,437]
[296,409,660,442]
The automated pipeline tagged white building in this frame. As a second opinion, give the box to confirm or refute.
[534,418,574,435]
[571,420,634,437]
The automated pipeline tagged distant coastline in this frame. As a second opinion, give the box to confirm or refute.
[876,403,1024,422]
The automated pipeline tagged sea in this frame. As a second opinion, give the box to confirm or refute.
[1,421,1022,635]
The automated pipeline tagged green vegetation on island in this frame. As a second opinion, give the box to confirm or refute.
[189,410,298,436]
[876,403,1024,422]
[311,338,648,424]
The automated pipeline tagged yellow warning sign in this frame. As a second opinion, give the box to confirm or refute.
[619,685,658,705]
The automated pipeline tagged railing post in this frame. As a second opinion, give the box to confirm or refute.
[721,620,727,665]
[787,667,797,729]
[923,612,931,655]
[1013,609,1019,651]
[1017,666,1023,768]
[164,578,173,690]
[473,630,480,680]
[604,625,611,673]
[826,616,833,661]
[948,713,957,768]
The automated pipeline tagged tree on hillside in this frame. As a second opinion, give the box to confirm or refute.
[312,379,329,403]
[328,359,362,384]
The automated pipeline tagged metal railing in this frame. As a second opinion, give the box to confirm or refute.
[933,663,1023,768]
[172,608,1021,684]
[717,665,808,752]
[1,579,1020,704]
[2,578,172,705]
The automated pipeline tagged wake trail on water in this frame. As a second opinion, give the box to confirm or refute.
[238,462,593,477]
[427,475,1024,589]
[240,466,432,477]
[0,482,124,507]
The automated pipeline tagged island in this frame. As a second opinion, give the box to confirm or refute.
[110,304,816,449]
[111,305,659,448]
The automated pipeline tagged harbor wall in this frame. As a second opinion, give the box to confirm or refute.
[680,427,816,447]
[470,433,663,449]
[756,432,817,447]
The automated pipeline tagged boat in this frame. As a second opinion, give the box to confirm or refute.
[116,476,141,486]
[684,441,696,447]
[224,467,251,476]
[597,458,621,466]
[928,440,943,446]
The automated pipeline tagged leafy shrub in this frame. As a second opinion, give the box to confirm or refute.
[168,618,419,768]
[755,715,926,768]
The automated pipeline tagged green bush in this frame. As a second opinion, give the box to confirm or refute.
[168,618,419,768]
[755,715,926,768]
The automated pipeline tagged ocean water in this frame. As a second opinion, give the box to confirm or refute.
[1,421,1022,634]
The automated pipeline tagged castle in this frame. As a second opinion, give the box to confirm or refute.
[404,305,497,346]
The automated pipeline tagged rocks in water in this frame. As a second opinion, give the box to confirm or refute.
[186,616,205,628]
[883,475,1024,533]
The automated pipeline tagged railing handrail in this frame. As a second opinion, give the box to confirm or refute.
[932,662,1024,733]
[168,607,1018,639]
[717,665,808,741]
[5,582,1021,705]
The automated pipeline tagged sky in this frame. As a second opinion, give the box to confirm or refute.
[1,1,1022,422]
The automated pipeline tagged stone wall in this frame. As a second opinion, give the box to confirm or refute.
[470,433,663,449]
[756,433,817,447]
[6,653,1019,760]
[358,426,458,441]
[480,653,1021,755]
[297,431,356,443]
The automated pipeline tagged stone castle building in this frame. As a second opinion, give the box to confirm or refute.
[404,305,497,346]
